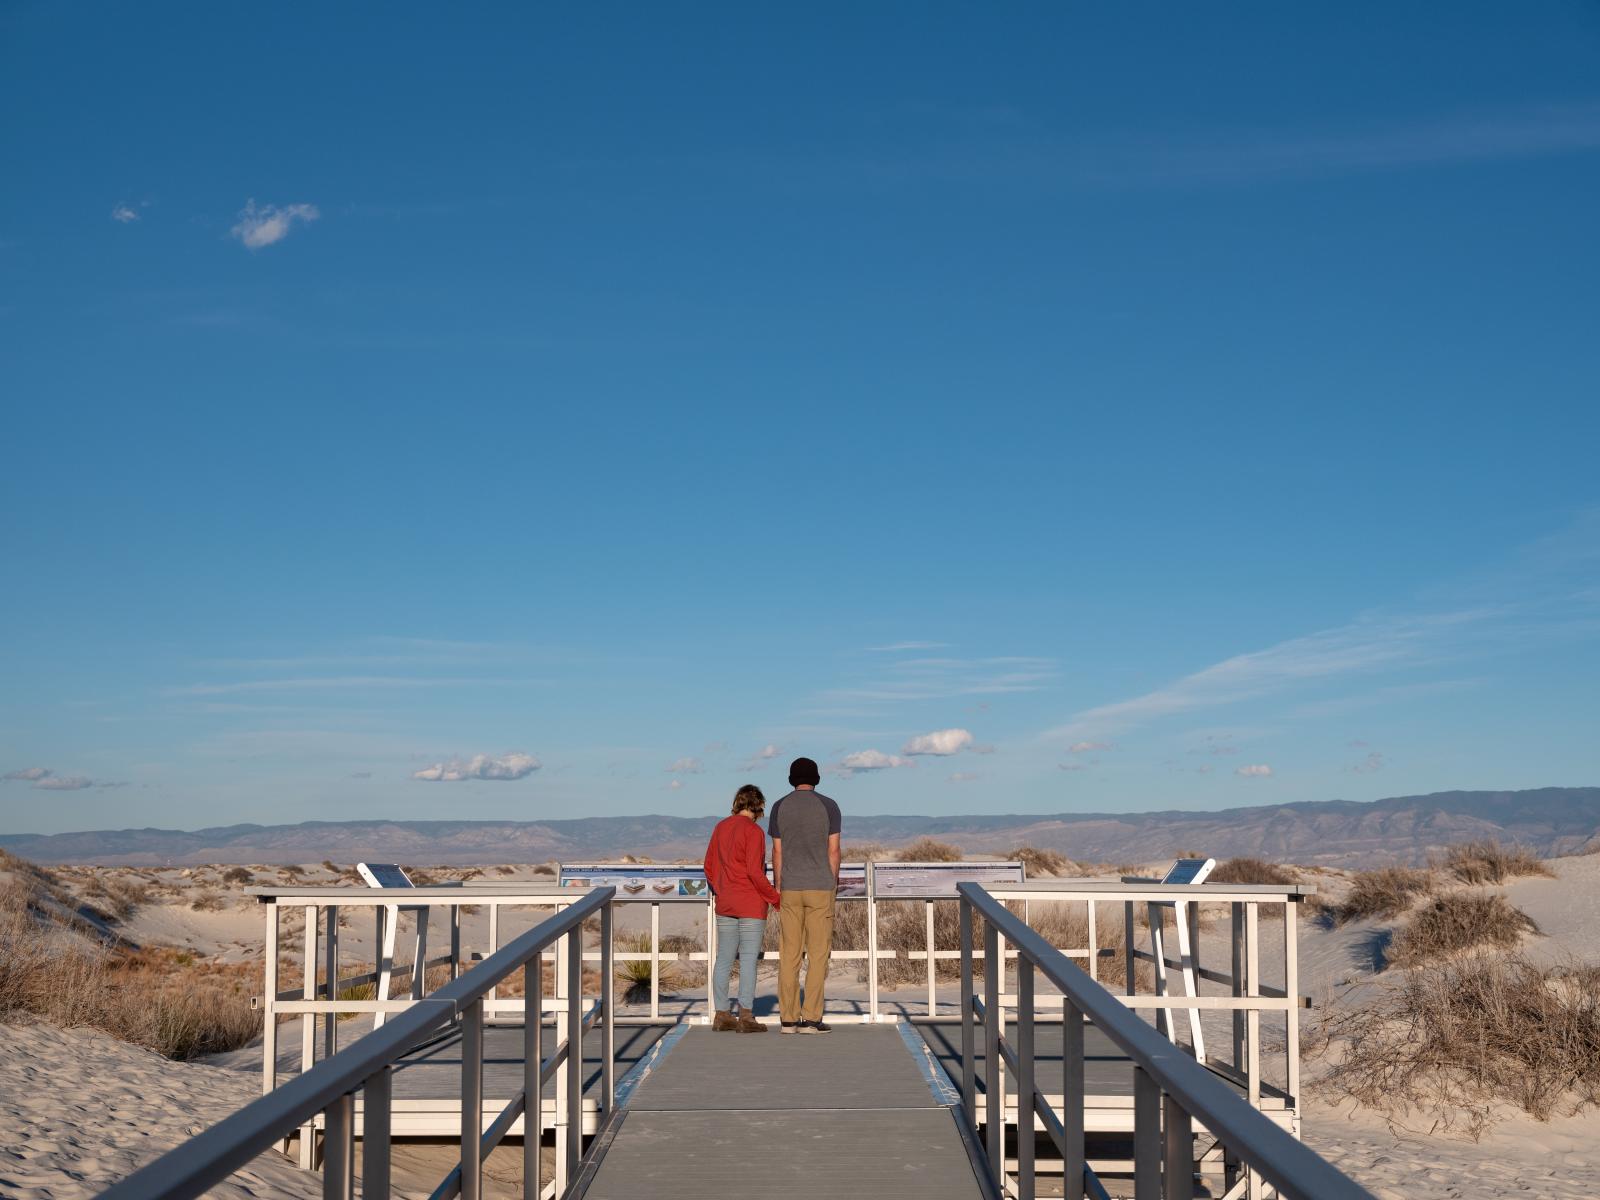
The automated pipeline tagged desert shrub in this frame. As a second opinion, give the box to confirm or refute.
[1438,842,1553,886]
[895,838,964,863]
[1008,847,1069,877]
[221,866,254,885]
[1209,858,1299,886]
[1334,866,1434,924]
[1315,954,1600,1136]
[0,912,260,1059]
[1387,893,1538,967]
[842,843,889,862]
[615,932,682,1001]
[190,889,225,912]
[495,866,516,875]
[658,934,706,986]
[533,864,556,876]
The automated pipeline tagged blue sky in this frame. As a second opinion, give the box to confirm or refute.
[2,5,1598,835]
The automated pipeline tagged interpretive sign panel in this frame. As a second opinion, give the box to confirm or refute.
[1161,858,1216,886]
[559,863,710,898]
[357,863,414,889]
[871,860,1025,899]
[835,863,867,898]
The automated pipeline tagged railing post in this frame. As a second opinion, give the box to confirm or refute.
[324,905,339,1061]
[1123,899,1135,996]
[1133,1067,1161,1200]
[299,903,318,1170]
[1063,998,1085,1200]
[263,902,278,1097]
[649,901,661,1021]
[959,896,976,1131]
[461,998,484,1200]
[363,1067,392,1200]
[322,1092,354,1200]
[1163,1093,1194,1200]
[1017,960,1035,1200]
[983,916,1002,1182]
[566,924,583,1183]
[601,898,615,1112]
[925,899,937,1016]
[866,862,880,1022]
[524,950,543,1200]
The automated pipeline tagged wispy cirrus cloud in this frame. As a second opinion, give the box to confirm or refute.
[817,655,1055,711]
[1049,610,1494,744]
[231,200,319,250]
[111,203,140,224]
[1348,752,1386,775]
[412,752,540,782]
[1235,764,1273,778]
[4,767,126,790]
[1067,740,1111,754]
[665,757,704,775]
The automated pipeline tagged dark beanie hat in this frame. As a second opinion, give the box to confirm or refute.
[788,756,821,787]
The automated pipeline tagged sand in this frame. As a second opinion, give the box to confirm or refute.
[0,1021,318,1200]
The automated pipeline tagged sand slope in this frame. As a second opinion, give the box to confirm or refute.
[0,1021,318,1200]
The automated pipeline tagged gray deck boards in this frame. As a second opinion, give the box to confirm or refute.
[627,1026,942,1111]
[582,1026,988,1200]
[581,1109,982,1200]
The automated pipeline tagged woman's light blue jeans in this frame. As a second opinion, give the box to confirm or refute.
[712,916,766,1013]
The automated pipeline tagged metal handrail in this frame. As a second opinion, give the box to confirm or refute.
[956,883,1372,1200]
[98,886,617,1200]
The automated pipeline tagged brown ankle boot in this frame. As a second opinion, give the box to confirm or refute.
[735,1012,767,1033]
[712,1010,737,1032]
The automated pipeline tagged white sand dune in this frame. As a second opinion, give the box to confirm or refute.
[0,1021,318,1200]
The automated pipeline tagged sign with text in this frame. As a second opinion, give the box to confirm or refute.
[558,863,709,898]
[871,860,1025,899]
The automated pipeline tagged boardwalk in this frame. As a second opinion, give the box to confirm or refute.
[571,1025,993,1200]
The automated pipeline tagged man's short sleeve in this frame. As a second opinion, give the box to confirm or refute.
[767,798,782,840]
[823,796,842,835]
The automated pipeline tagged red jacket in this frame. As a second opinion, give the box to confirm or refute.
[703,815,782,918]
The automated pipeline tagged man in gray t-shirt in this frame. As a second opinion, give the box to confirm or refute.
[768,756,842,1033]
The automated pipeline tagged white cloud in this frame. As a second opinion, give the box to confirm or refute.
[36,775,94,791]
[1348,752,1385,774]
[836,749,914,776]
[3,767,51,781]
[740,743,781,770]
[111,204,140,224]
[412,752,540,782]
[901,728,974,756]
[1068,740,1111,754]
[667,779,685,790]
[230,200,320,250]
[666,757,704,774]
[1235,764,1273,778]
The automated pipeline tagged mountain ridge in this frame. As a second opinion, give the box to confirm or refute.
[3,787,1598,867]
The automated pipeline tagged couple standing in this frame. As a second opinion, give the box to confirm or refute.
[701,756,840,1034]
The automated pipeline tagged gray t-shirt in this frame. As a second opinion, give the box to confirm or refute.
[768,789,842,892]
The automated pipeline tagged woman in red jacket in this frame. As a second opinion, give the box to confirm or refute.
[703,784,782,1032]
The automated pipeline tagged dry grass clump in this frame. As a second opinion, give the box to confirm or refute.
[1316,954,1600,1136]
[190,889,225,912]
[221,866,254,885]
[1437,841,1553,886]
[895,838,964,863]
[615,932,681,1001]
[1333,866,1435,924]
[1008,846,1069,877]
[1387,892,1539,968]
[842,843,889,862]
[1209,858,1299,886]
[0,905,259,1059]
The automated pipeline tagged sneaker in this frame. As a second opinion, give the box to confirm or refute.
[779,1021,799,1035]
[797,1020,832,1034]
[711,1010,738,1032]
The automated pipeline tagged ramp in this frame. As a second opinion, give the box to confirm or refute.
[574,1025,994,1200]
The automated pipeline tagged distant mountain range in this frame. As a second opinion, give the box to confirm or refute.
[4,787,1598,868]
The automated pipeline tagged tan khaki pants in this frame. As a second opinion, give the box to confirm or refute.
[778,888,835,1023]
